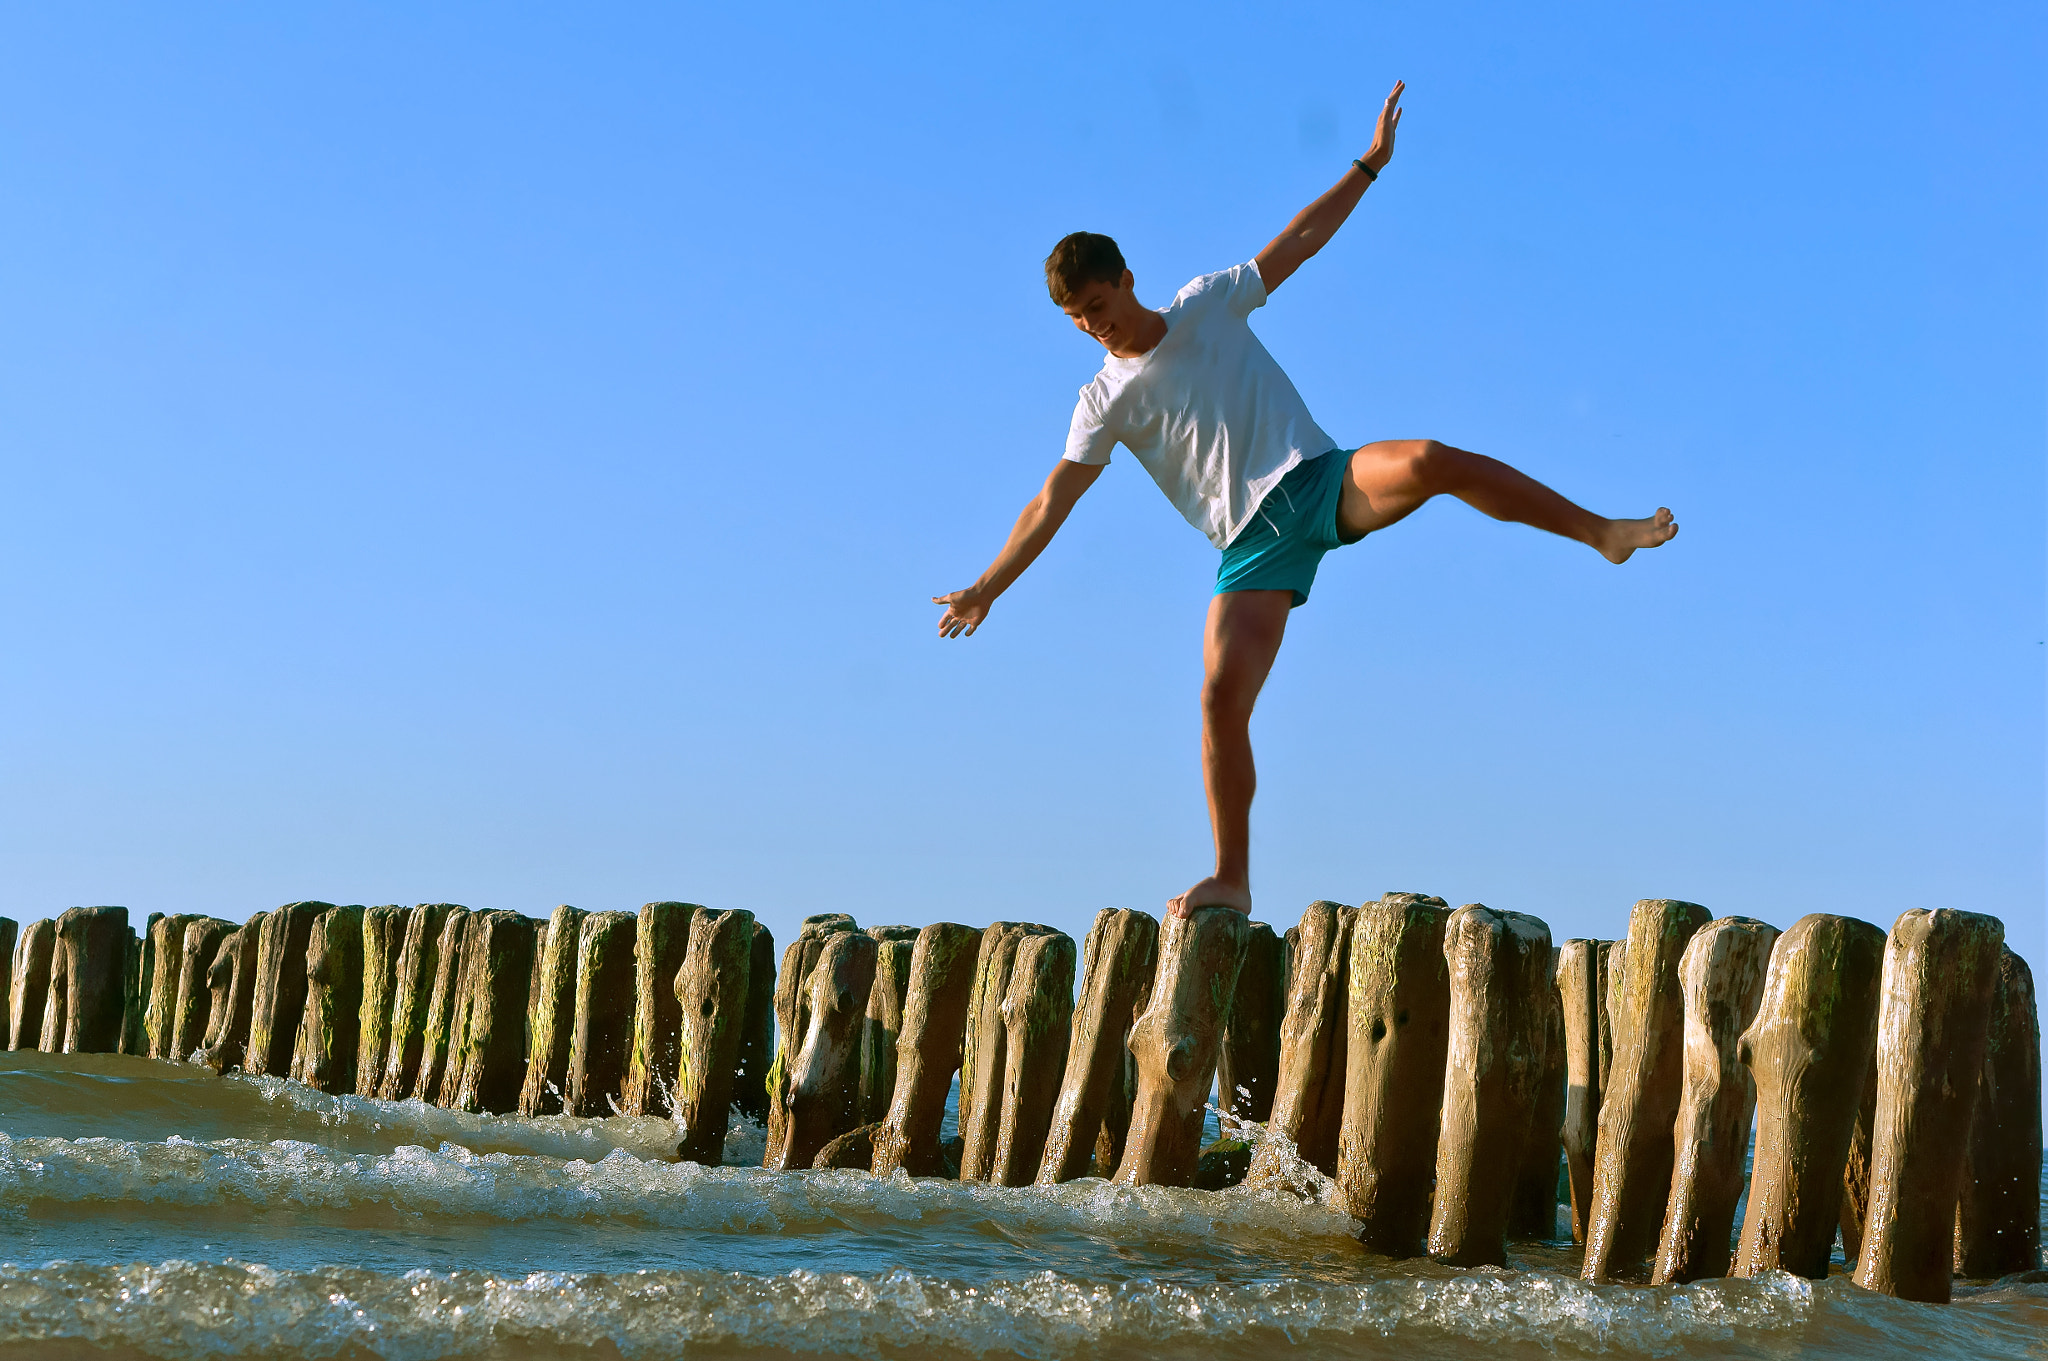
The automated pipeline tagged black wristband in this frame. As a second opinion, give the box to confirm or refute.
[1352,158,1379,181]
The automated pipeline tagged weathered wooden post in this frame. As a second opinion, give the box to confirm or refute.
[291,905,364,1093]
[774,929,878,1170]
[958,922,1044,1181]
[144,914,200,1059]
[1651,916,1779,1284]
[355,906,407,1096]
[623,902,698,1117]
[1839,1049,1879,1262]
[1114,906,1250,1188]
[1854,908,2005,1303]
[1954,946,2041,1278]
[858,926,920,1127]
[672,907,756,1165]
[1038,909,1159,1185]
[1510,955,1567,1241]
[53,907,131,1053]
[765,914,856,1166]
[1601,939,1626,1094]
[409,907,473,1102]
[170,919,233,1062]
[9,920,54,1052]
[519,904,587,1116]
[1217,921,1285,1122]
[987,929,1076,1186]
[1335,893,1451,1255]
[40,947,67,1051]
[874,921,984,1178]
[246,902,328,1078]
[1426,905,1552,1267]
[446,911,539,1115]
[1733,913,1886,1279]
[1246,902,1354,1189]
[1556,939,1604,1242]
[118,921,148,1056]
[733,921,776,1122]
[192,921,262,1072]
[565,910,639,1117]
[0,919,13,1046]
[1582,899,1710,1282]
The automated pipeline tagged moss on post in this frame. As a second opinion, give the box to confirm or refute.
[988,929,1075,1186]
[624,902,699,1117]
[873,921,984,1179]
[858,926,920,1128]
[771,929,878,1170]
[765,914,856,1166]
[247,903,329,1078]
[673,907,756,1165]
[1114,906,1250,1189]
[565,910,639,1118]
[170,918,234,1062]
[1038,909,1159,1186]
[519,905,587,1117]
[355,907,407,1097]
[447,911,539,1114]
[410,907,474,1102]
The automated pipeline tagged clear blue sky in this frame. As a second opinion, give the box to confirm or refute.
[2,4,2041,987]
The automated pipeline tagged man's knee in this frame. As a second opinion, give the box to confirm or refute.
[1201,672,1258,725]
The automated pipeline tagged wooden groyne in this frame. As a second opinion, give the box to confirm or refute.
[2,894,2037,1301]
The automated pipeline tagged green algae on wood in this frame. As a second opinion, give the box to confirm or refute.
[623,901,699,1118]
[565,910,639,1117]
[519,905,587,1117]
[247,903,329,1078]
[873,921,984,1179]
[673,907,756,1165]
[447,911,540,1114]
[291,905,364,1093]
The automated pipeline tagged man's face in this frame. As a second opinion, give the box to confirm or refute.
[1061,271,1144,353]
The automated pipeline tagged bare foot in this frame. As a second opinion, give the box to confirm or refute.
[1166,875,1252,920]
[1597,507,1679,564]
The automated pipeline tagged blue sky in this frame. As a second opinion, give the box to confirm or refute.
[1,3,2041,988]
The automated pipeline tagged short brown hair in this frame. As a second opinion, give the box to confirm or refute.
[1044,232,1126,305]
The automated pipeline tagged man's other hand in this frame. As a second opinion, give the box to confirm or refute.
[933,589,991,638]
[1362,80,1404,172]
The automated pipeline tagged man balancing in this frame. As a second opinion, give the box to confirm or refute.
[933,81,1677,920]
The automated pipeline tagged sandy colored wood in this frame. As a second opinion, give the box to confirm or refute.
[192,921,262,1073]
[733,921,776,1122]
[814,1122,881,1171]
[858,926,920,1127]
[1954,946,2041,1278]
[39,947,67,1051]
[672,907,756,1165]
[1600,939,1625,1096]
[987,929,1075,1186]
[765,914,857,1166]
[1556,939,1604,1243]
[1733,912,1885,1279]
[355,907,407,1097]
[1510,952,1567,1241]
[770,929,879,1170]
[1247,901,1354,1190]
[1335,893,1451,1256]
[1217,921,1285,1123]
[1581,899,1710,1281]
[53,907,131,1054]
[957,922,1044,1182]
[10,919,54,1051]
[375,905,452,1100]
[623,902,699,1117]
[519,905,587,1116]
[1651,916,1779,1284]
[409,907,473,1102]
[1114,906,1250,1188]
[873,921,984,1178]
[1038,909,1159,1186]
[291,905,364,1093]
[1854,908,2006,1303]
[247,903,328,1078]
[563,910,638,1117]
[446,911,538,1114]
[170,919,233,1063]
[144,914,201,1059]
[1427,905,1553,1267]
[119,914,154,1055]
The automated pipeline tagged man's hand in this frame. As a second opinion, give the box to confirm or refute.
[1361,80,1404,172]
[933,588,991,638]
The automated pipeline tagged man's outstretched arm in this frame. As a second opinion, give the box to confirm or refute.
[934,457,1105,637]
[1254,80,1404,294]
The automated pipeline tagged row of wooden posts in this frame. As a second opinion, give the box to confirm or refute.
[4,897,2038,1306]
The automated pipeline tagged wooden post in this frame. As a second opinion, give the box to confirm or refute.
[9,920,53,1051]
[409,907,473,1102]
[0,919,13,1049]
[772,929,878,1170]
[858,926,920,1128]
[1954,947,2041,1278]
[144,914,200,1059]
[1217,921,1285,1122]
[247,903,329,1078]
[1854,909,2005,1303]
[987,929,1076,1186]
[1510,952,1567,1241]
[39,945,67,1051]
[1556,939,1604,1243]
[1247,901,1354,1189]
[564,910,639,1117]
[170,919,233,1062]
[355,906,407,1097]
[1839,1048,1879,1263]
[291,905,364,1093]
[958,922,1038,1181]
[733,921,776,1122]
[1600,939,1626,1095]
[1114,906,1250,1188]
[519,905,587,1116]
[765,914,857,1166]
[1427,905,1553,1268]
[119,914,152,1055]
[1335,893,1451,1256]
[873,921,984,1178]
[447,911,539,1114]
[1734,912,1886,1278]
[673,907,756,1165]
[53,907,131,1053]
[1038,909,1159,1185]
[192,921,262,1073]
[1582,899,1710,1282]
[624,902,699,1117]
[1651,916,1779,1284]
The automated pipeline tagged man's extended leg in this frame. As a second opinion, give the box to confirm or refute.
[1167,588,1292,918]
[1337,440,1678,562]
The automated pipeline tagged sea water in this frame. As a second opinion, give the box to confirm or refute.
[1,1051,2040,1359]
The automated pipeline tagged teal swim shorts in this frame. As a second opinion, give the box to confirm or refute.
[1215,448,1355,607]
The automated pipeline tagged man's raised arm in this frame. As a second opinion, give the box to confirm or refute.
[1253,80,1404,294]
[934,457,1105,638]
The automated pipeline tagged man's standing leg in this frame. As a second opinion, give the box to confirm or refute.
[1168,588,1292,918]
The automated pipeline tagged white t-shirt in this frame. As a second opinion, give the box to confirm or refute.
[1062,261,1337,549]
